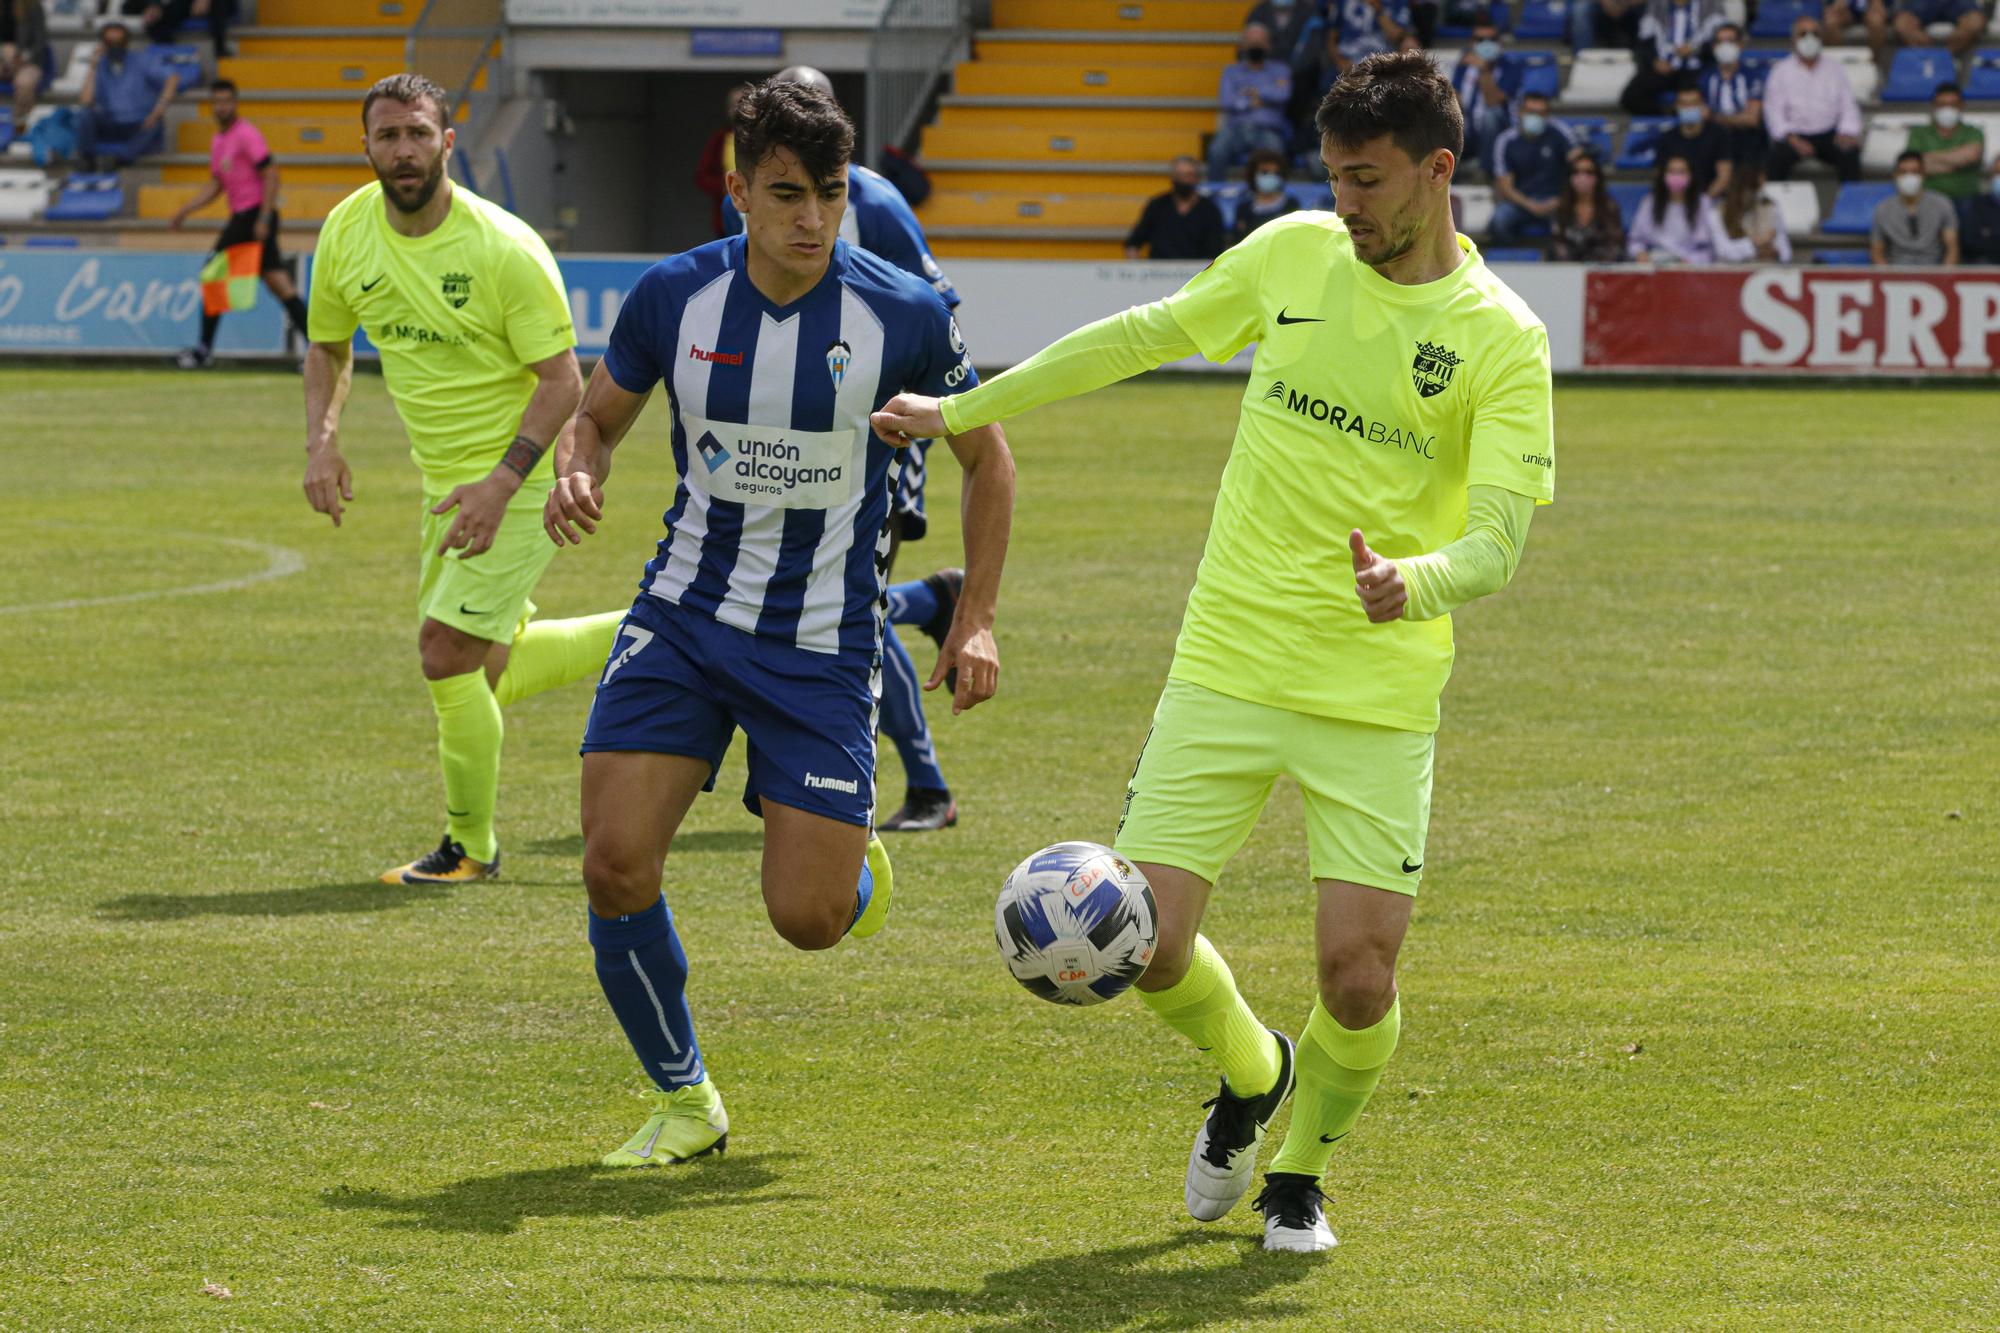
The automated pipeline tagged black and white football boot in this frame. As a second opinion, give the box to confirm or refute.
[1183,1029,1295,1221]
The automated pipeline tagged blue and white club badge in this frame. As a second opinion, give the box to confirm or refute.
[826,338,852,390]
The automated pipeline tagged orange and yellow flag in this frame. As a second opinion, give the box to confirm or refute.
[199,242,261,316]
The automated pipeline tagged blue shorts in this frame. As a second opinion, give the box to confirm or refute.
[580,596,880,827]
[893,442,930,542]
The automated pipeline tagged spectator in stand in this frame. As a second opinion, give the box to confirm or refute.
[1885,0,1988,56]
[1246,0,1321,72]
[1665,81,1733,198]
[125,0,236,59]
[1229,147,1299,244]
[1701,23,1767,168]
[1763,15,1861,183]
[76,20,178,169]
[1621,0,1724,116]
[1327,0,1410,77]
[1872,149,1960,264]
[1127,155,1227,259]
[1572,0,1645,51]
[1906,83,1986,217]
[1489,91,1576,243]
[1714,158,1792,261]
[1551,149,1627,259]
[693,83,748,237]
[1450,16,1521,175]
[1628,152,1727,260]
[1208,21,1293,181]
[1959,160,2000,262]
[0,0,52,125]
[1822,0,1883,53]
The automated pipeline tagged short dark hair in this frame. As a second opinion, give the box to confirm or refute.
[1715,22,1741,39]
[1896,149,1924,169]
[1315,50,1464,162]
[1247,147,1287,174]
[363,73,451,134]
[734,77,853,185]
[1935,81,1962,99]
[212,78,238,96]
[1170,154,1200,171]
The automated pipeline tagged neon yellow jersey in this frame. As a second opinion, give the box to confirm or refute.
[308,181,577,493]
[1161,214,1553,733]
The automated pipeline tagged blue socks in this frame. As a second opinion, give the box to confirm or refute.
[886,578,940,628]
[589,898,704,1090]
[879,630,948,793]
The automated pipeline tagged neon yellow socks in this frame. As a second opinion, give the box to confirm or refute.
[426,668,503,862]
[1138,934,1281,1097]
[1268,996,1401,1178]
[493,610,624,708]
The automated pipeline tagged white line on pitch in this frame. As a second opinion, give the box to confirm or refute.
[0,537,308,615]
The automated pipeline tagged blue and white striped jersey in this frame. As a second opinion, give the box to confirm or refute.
[722,163,960,309]
[601,235,977,658]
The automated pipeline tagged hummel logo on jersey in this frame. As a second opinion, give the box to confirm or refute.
[440,272,472,309]
[826,338,852,390]
[1269,381,1438,459]
[696,431,731,473]
[1275,308,1324,325]
[688,343,744,365]
[1402,857,1423,874]
[360,273,387,293]
[1412,341,1461,398]
[804,772,860,795]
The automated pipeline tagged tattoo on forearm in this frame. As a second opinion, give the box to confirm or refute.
[501,434,546,478]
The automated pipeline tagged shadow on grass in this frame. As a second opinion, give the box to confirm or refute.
[323,1152,806,1235]
[657,1228,1317,1332]
[523,829,765,858]
[97,880,452,920]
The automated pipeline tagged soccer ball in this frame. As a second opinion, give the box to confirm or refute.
[994,841,1158,1006]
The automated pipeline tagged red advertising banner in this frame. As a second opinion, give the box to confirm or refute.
[1584,268,2000,374]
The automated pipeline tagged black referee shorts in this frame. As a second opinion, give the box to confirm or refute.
[214,206,285,273]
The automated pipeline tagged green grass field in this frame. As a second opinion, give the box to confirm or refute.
[1,367,1995,1331]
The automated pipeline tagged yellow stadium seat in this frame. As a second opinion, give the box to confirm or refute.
[953,61,1220,98]
[991,0,1248,32]
[975,39,1236,67]
[257,0,418,27]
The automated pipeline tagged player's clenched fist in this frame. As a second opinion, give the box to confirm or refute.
[545,470,605,546]
[871,392,947,446]
[303,445,353,527]
[1350,528,1406,623]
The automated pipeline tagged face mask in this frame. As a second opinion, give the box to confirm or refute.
[1896,172,1924,198]
[1254,171,1284,194]
[1677,106,1703,127]
[1170,180,1197,199]
[1714,41,1741,64]
[1243,46,1268,63]
[1521,112,1547,137]
[1795,34,1822,60]
[1935,106,1962,130]
[1664,171,1693,192]
[1474,39,1502,61]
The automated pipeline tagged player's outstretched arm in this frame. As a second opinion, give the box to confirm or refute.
[302,338,355,527]
[546,358,649,548]
[932,422,1016,715]
[1351,486,1537,624]
[433,349,582,559]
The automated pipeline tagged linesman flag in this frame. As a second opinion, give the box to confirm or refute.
[200,243,262,316]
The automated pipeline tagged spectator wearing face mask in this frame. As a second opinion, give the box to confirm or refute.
[1763,16,1861,183]
[1700,24,1767,168]
[1905,84,1985,217]
[1872,151,1959,265]
[1127,155,1228,260]
[1489,92,1576,244]
[1885,0,1988,56]
[1621,0,1725,117]
[1665,82,1733,199]
[1628,152,1728,262]
[75,20,178,169]
[1713,157,1792,262]
[1571,0,1645,52]
[1960,161,2000,264]
[1450,18,1522,176]
[1551,151,1627,261]
[1208,21,1293,181]
[1228,148,1299,245]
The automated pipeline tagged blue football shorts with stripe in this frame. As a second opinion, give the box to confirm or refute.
[581,595,880,828]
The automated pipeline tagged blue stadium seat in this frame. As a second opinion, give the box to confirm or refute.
[1751,0,1813,38]
[150,43,204,90]
[1964,49,2000,100]
[1515,1,1568,40]
[1608,180,1650,223]
[1812,248,1873,265]
[44,172,123,221]
[24,234,79,247]
[1823,181,1895,234]
[1284,180,1333,210]
[1615,117,1676,171]
[1510,52,1561,100]
[0,109,12,154]
[1438,1,1511,39]
[1483,246,1547,261]
[1883,48,1957,102]
[1564,115,1616,162]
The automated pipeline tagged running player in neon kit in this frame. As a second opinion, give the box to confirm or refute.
[723,64,969,833]
[543,79,1014,1166]
[875,51,1554,1252]
[303,74,625,884]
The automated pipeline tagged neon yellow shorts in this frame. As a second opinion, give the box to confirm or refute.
[1114,677,1435,895]
[416,491,556,644]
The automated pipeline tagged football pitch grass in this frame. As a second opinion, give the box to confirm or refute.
[1,366,1994,1330]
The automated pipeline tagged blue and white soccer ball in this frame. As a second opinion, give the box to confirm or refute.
[994,841,1158,1006]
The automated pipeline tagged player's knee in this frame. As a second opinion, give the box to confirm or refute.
[582,846,659,918]
[1135,924,1196,991]
[1317,954,1396,1029]
[764,889,848,952]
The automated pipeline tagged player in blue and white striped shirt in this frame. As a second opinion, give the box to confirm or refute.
[543,79,1016,1167]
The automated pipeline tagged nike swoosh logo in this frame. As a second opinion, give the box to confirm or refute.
[1319,1131,1349,1145]
[459,604,487,616]
[630,1123,663,1160]
[1275,308,1323,325]
[447,808,469,817]
[1402,858,1422,874]
[360,274,387,292]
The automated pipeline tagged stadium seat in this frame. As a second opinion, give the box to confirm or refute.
[1971,113,2000,167]
[1813,248,1873,265]
[1739,50,1782,81]
[1438,1,1511,39]
[1565,50,1637,106]
[1510,52,1561,101]
[1751,0,1813,38]
[0,109,11,154]
[1883,47,1957,102]
[1515,1,1568,41]
[150,43,204,91]
[1828,48,1879,103]
[1615,117,1676,171]
[1963,49,2000,100]
[1823,180,1895,233]
[0,167,50,221]
[1862,113,1928,173]
[1453,184,1495,237]
[44,171,123,221]
[50,41,95,97]
[1608,180,1650,224]
[1563,115,1617,162]
[24,234,78,247]
[1284,180,1332,210]
[1763,179,1822,236]
[1483,246,1546,262]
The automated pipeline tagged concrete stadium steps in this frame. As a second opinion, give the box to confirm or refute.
[234,92,470,124]
[255,0,418,28]
[952,61,1221,98]
[922,121,1198,161]
[929,234,1125,259]
[139,180,354,222]
[158,158,373,189]
[933,99,1216,135]
[925,163,1160,195]
[235,34,406,60]
[176,118,360,156]
[974,35,1236,67]
[918,190,1144,229]
[990,0,1245,32]
[215,55,485,93]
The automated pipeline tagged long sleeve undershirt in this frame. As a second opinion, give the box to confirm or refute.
[1398,484,1535,621]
